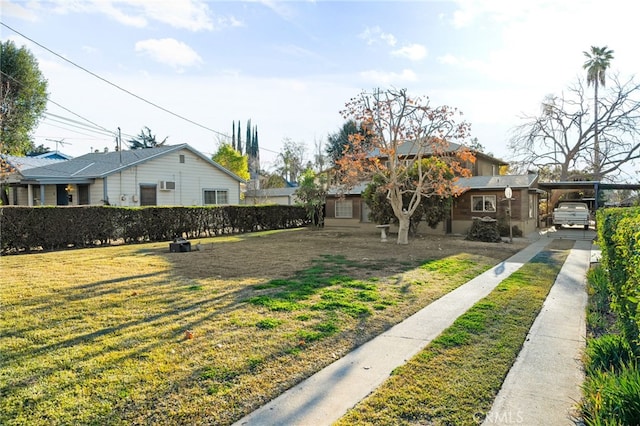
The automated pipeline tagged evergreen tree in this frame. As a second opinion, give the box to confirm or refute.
[236,120,242,153]
[248,126,261,180]
[253,127,259,157]
[232,121,236,151]
[246,119,252,156]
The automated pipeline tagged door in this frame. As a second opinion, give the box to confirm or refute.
[56,184,69,205]
[140,185,157,206]
[78,184,90,205]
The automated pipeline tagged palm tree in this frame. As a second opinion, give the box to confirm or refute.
[583,45,614,180]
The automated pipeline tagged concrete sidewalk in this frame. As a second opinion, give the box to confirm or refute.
[234,238,553,426]
[482,239,591,425]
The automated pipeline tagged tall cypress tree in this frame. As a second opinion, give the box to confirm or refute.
[245,119,252,156]
[249,125,260,179]
[252,126,258,157]
[237,120,242,153]
[232,121,236,151]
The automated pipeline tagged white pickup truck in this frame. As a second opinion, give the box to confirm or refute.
[552,202,591,230]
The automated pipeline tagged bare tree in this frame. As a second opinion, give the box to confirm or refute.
[275,138,306,184]
[509,75,640,183]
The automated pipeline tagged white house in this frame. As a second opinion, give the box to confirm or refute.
[4,144,244,207]
[244,187,300,205]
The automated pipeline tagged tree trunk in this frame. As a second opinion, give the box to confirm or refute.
[594,82,600,180]
[397,213,410,245]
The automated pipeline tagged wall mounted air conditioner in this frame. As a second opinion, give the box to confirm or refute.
[159,181,176,191]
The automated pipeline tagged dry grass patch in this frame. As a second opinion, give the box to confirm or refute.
[0,228,527,425]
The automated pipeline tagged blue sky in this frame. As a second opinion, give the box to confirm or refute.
[2,0,639,173]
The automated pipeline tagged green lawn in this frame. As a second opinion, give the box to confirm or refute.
[0,230,507,425]
[336,239,573,425]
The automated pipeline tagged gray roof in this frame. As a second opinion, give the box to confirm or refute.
[19,144,245,183]
[368,140,508,166]
[456,173,538,191]
[325,175,537,197]
[3,155,67,172]
[328,182,369,196]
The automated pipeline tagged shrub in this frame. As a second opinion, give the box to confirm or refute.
[584,334,634,375]
[588,266,611,316]
[465,217,502,242]
[597,207,640,354]
[581,363,640,426]
[0,205,310,254]
[497,216,523,237]
[586,265,615,337]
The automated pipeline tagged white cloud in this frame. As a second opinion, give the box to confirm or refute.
[126,0,214,31]
[44,0,222,31]
[391,44,427,61]
[218,15,244,28]
[256,0,297,21]
[359,69,417,85]
[1,0,41,22]
[134,38,203,70]
[449,0,545,29]
[359,26,397,47]
[48,0,148,27]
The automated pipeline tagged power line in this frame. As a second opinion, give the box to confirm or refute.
[1,69,116,138]
[41,113,115,137]
[2,22,284,158]
[1,21,230,139]
[46,99,115,135]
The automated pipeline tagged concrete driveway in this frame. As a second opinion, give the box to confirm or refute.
[537,226,596,241]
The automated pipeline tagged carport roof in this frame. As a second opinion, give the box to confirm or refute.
[538,181,640,191]
[537,181,640,209]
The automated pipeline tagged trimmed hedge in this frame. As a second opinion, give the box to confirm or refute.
[0,204,310,254]
[597,207,640,354]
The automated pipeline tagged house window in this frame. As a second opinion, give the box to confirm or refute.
[204,189,229,205]
[140,185,157,206]
[471,195,496,212]
[179,154,185,164]
[335,199,353,218]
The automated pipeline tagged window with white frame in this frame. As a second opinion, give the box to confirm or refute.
[335,199,353,218]
[204,189,229,205]
[471,195,496,212]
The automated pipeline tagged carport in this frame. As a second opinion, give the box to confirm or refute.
[538,181,640,213]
